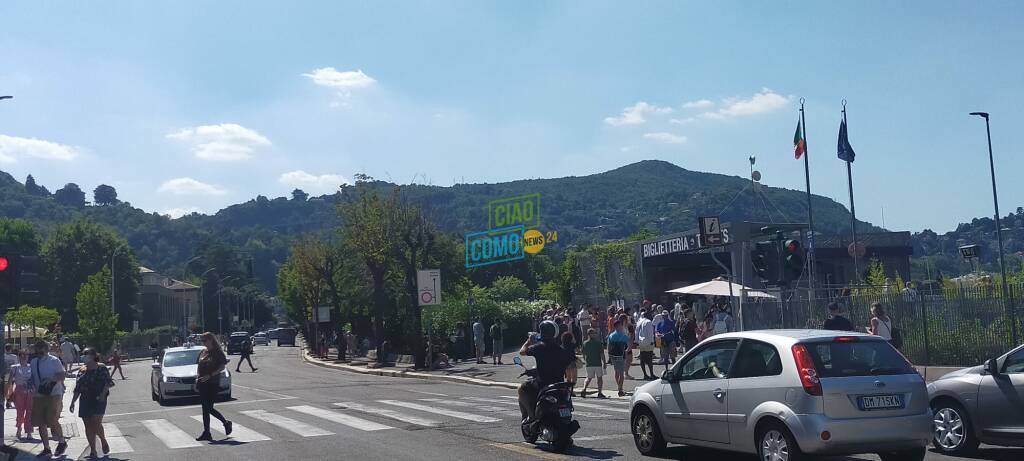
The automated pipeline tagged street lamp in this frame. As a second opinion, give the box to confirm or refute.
[970,111,1017,345]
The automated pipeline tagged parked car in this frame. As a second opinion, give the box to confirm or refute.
[267,328,280,340]
[277,327,297,346]
[629,330,931,461]
[927,343,1024,455]
[151,345,231,405]
[251,332,269,346]
[226,331,251,354]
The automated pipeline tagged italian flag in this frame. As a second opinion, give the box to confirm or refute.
[793,119,806,159]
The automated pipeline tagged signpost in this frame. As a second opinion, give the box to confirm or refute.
[417,269,441,306]
[699,216,723,246]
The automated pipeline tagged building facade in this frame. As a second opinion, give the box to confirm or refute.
[139,266,201,331]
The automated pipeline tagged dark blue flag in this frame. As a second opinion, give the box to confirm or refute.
[837,118,855,162]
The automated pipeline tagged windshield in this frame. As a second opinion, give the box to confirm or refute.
[808,340,916,377]
[163,350,201,368]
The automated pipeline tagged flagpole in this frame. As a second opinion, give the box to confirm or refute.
[842,100,860,283]
[800,98,816,292]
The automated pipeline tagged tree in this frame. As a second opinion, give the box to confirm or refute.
[0,218,41,254]
[75,266,119,353]
[391,196,439,368]
[291,189,309,201]
[41,220,140,331]
[93,184,119,206]
[6,305,61,337]
[24,175,46,196]
[490,275,531,302]
[54,183,86,207]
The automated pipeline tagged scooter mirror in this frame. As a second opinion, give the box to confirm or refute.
[513,356,522,366]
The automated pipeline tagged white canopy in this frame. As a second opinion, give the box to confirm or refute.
[666,278,776,299]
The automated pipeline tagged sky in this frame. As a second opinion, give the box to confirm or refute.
[1,1,1022,232]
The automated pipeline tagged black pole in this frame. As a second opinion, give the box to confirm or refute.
[800,99,816,291]
[843,102,860,283]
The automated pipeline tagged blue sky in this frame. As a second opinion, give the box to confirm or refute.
[1,1,1022,232]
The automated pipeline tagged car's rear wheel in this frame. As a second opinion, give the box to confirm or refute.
[156,384,165,405]
[931,400,978,455]
[878,447,926,461]
[756,421,803,461]
[631,407,666,456]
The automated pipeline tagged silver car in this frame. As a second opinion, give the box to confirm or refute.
[151,345,232,405]
[629,330,932,461]
[927,343,1024,455]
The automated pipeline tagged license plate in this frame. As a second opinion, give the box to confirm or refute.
[858,394,903,410]
[558,407,572,418]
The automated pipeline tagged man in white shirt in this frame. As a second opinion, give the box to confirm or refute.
[59,338,77,373]
[30,340,68,457]
[635,310,657,380]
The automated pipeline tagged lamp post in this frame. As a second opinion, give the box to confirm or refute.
[970,111,1017,345]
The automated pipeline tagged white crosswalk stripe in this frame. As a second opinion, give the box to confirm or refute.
[333,402,442,427]
[417,398,521,416]
[491,394,629,413]
[288,405,393,431]
[377,400,501,423]
[190,415,271,442]
[461,397,612,418]
[101,423,134,453]
[239,409,335,437]
[141,419,203,449]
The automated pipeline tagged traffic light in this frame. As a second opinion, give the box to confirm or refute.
[751,241,780,284]
[783,239,805,282]
[17,255,41,303]
[0,254,15,308]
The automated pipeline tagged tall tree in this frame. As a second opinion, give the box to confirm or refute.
[75,266,119,353]
[53,183,86,207]
[24,175,44,196]
[0,218,41,254]
[41,220,139,331]
[291,189,309,201]
[93,184,119,206]
[391,196,437,369]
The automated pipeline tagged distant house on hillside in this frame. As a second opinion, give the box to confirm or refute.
[139,266,200,331]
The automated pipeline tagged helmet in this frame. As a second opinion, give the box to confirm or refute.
[539,320,558,342]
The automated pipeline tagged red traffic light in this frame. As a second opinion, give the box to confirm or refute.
[0,256,9,272]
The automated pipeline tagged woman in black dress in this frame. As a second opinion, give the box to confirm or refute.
[196,332,232,441]
[69,348,114,458]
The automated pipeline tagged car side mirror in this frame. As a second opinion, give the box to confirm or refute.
[661,369,677,382]
[151,363,161,370]
[985,358,1000,376]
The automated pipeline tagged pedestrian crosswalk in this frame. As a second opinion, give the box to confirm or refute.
[3,392,629,458]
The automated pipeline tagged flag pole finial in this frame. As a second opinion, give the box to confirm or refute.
[841,99,847,109]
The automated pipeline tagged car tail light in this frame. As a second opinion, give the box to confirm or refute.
[791,344,822,396]
[832,336,859,343]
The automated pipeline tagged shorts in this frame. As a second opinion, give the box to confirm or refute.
[474,339,485,352]
[638,344,655,353]
[31,394,61,428]
[586,366,605,378]
[491,340,503,356]
[610,356,626,373]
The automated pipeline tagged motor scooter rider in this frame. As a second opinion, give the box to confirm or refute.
[518,320,572,423]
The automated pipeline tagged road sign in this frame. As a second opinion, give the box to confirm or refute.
[315,306,331,323]
[699,216,723,246]
[959,244,980,259]
[417,269,441,306]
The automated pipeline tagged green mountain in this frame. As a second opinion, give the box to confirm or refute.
[1,160,874,292]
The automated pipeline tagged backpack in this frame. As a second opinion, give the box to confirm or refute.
[890,325,903,349]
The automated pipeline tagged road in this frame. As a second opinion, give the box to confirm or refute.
[3,343,1019,461]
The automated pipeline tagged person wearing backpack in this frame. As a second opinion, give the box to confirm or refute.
[710,303,735,336]
[869,302,902,348]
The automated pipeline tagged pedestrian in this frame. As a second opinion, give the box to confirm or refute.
[195,332,233,442]
[69,347,114,458]
[869,303,901,348]
[680,308,699,352]
[901,281,920,302]
[60,337,77,373]
[606,320,630,397]
[561,331,579,395]
[30,340,68,457]
[580,328,607,399]
[5,345,17,409]
[605,307,616,340]
[472,318,486,364]
[823,302,854,331]
[577,305,591,341]
[710,303,735,336]
[235,336,258,372]
[622,313,637,380]
[656,309,677,369]
[11,349,34,440]
[108,346,126,380]
[149,340,160,362]
[635,309,656,380]
[489,320,504,365]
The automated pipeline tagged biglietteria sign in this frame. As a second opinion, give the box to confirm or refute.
[641,228,731,258]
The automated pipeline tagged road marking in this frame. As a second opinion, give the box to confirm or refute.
[489,442,569,460]
[492,395,629,413]
[189,415,270,442]
[460,397,611,418]
[239,409,333,437]
[106,397,296,417]
[140,419,202,449]
[101,423,135,453]
[288,405,393,431]
[417,398,522,417]
[573,434,631,442]
[377,400,501,423]
[401,389,449,397]
[232,384,296,399]
[333,402,442,427]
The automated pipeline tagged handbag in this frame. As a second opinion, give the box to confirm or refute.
[35,359,56,396]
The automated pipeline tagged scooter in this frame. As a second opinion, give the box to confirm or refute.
[514,356,580,452]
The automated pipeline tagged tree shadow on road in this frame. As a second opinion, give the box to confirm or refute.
[932,447,1024,461]
[562,446,620,459]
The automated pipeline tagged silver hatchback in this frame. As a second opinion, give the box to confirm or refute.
[629,330,932,461]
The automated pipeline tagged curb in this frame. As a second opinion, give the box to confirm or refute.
[300,349,520,390]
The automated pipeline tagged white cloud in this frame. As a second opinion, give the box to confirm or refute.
[302,68,376,89]
[682,99,714,110]
[643,132,688,144]
[166,123,270,161]
[699,88,790,120]
[604,102,673,126]
[278,170,347,193]
[669,117,695,125]
[157,177,227,196]
[0,135,80,163]
[161,207,204,219]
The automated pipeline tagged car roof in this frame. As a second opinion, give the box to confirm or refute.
[230,331,250,335]
[163,345,206,353]
[710,329,880,345]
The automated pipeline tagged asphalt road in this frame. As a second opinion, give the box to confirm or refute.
[3,343,1018,461]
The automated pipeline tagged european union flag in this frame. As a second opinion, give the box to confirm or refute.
[837,118,855,162]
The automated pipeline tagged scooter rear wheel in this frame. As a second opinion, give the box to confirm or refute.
[521,422,538,443]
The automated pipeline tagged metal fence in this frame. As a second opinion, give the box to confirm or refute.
[738,283,1023,367]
